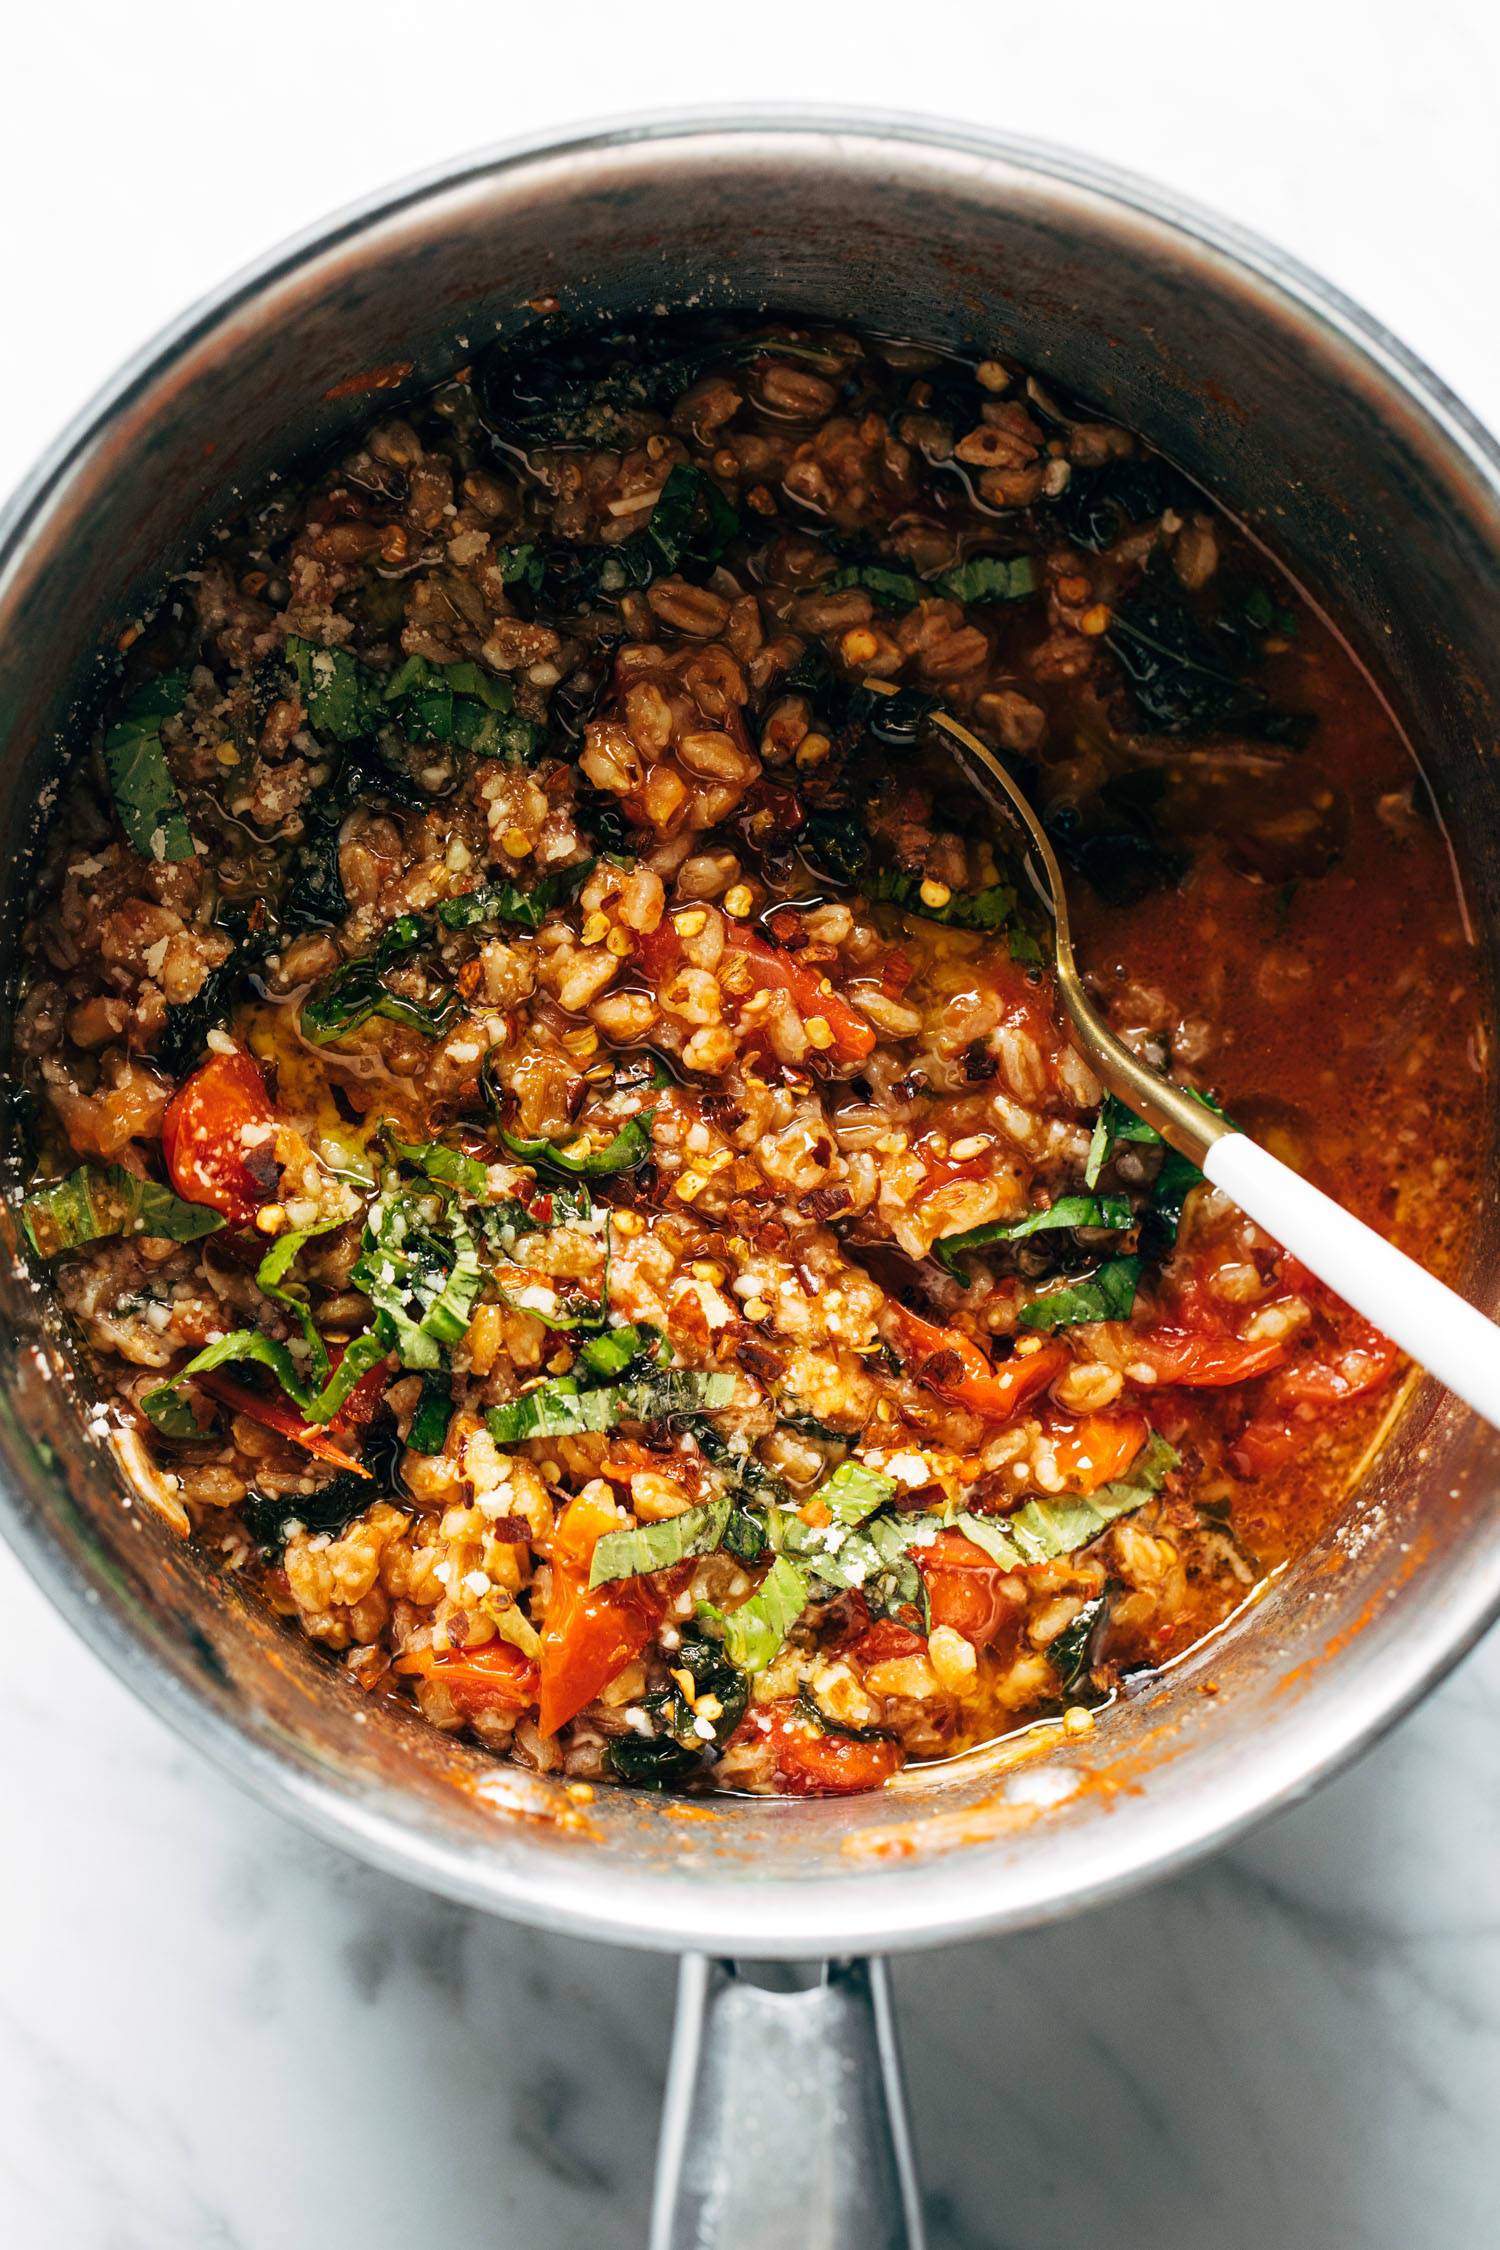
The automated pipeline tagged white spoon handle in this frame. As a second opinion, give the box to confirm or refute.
[1203,1134,1500,1431]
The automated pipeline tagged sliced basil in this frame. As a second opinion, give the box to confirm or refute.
[495,543,545,592]
[496,1109,655,1180]
[286,637,384,743]
[256,1218,345,1383]
[589,1496,732,1588]
[351,1190,485,1372]
[577,1322,666,1379]
[817,1460,897,1526]
[142,1330,308,1432]
[934,1194,1132,1282]
[1084,1093,1165,1188]
[382,1133,490,1197]
[103,672,194,863]
[485,1367,733,1445]
[1018,1255,1143,1330]
[142,1322,390,1434]
[827,562,928,608]
[21,1165,224,1258]
[935,555,1037,604]
[953,1431,1177,1568]
[698,1553,811,1673]
[437,857,594,933]
[381,653,528,755]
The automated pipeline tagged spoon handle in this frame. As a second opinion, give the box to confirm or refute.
[1204,1134,1500,1430]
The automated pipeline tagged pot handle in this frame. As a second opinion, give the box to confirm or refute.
[649,1955,927,2250]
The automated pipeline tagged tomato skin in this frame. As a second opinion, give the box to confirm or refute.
[750,1700,904,1796]
[917,1529,1020,1648]
[636,918,876,1067]
[162,1052,279,1226]
[886,1302,1067,1423]
[537,1491,669,1736]
[1125,1328,1290,1389]
[1044,1410,1148,1493]
[396,1640,539,1718]
[849,1619,929,1669]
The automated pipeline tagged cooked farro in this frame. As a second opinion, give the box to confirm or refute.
[12,316,1484,1796]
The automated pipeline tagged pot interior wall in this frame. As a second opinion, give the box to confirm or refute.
[1,123,1496,1949]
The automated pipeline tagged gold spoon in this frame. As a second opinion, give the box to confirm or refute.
[929,710,1500,1429]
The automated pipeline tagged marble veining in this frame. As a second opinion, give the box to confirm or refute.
[1,1539,1496,2249]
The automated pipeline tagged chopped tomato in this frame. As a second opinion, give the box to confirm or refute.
[749,1700,904,1796]
[917,1528,1020,1648]
[886,1302,1067,1422]
[196,1351,390,1476]
[1230,1276,1399,1475]
[1044,1410,1148,1493]
[537,1489,669,1736]
[1125,1328,1290,1388]
[162,1052,279,1227]
[395,1640,539,1717]
[637,917,875,1067]
[913,1133,993,1201]
[849,1618,929,1669]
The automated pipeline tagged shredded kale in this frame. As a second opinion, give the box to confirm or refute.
[1106,562,1311,746]
[407,1373,455,1455]
[301,915,459,1045]
[873,866,1018,932]
[155,919,268,1079]
[438,857,594,932]
[1046,1592,1110,1695]
[602,1628,748,1786]
[102,672,195,863]
[243,1470,376,1551]
[1055,455,1192,552]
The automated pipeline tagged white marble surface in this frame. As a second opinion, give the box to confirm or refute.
[3,1543,1498,2250]
[4,6,1500,2245]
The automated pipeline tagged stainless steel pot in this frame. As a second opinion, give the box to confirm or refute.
[2,110,1497,2250]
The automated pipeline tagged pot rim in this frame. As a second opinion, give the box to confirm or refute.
[3,105,1498,1957]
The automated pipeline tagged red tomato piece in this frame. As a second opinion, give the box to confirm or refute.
[917,1528,1020,1648]
[1044,1410,1148,1493]
[395,1640,539,1718]
[162,1052,279,1227]
[537,1490,669,1736]
[195,1351,390,1477]
[849,1619,929,1669]
[886,1302,1068,1422]
[635,917,876,1067]
[1125,1328,1290,1388]
[751,1700,904,1796]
